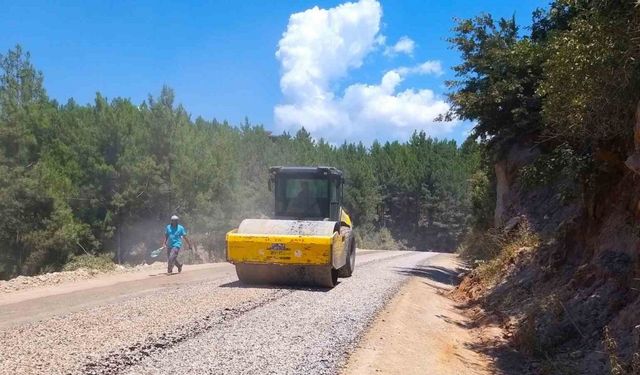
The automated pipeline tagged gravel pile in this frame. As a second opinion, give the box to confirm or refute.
[0,263,166,294]
[0,250,433,375]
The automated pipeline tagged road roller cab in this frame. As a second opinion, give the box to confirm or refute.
[226,166,356,288]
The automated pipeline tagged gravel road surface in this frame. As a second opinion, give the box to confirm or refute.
[0,250,436,375]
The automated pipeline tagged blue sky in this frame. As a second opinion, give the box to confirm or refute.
[1,0,547,144]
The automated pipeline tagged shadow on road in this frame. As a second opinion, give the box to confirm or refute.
[218,280,338,293]
[393,265,462,286]
[148,272,179,277]
[463,340,525,374]
[395,261,526,374]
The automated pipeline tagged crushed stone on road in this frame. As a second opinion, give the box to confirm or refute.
[121,252,432,375]
[0,278,280,375]
[0,251,434,375]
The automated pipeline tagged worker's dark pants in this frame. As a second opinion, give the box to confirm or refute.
[167,247,182,273]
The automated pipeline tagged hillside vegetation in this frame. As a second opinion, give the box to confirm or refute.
[0,46,480,279]
[449,1,640,373]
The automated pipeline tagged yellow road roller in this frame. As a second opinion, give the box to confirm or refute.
[226,166,356,288]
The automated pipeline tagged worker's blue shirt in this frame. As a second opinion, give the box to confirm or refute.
[166,224,187,249]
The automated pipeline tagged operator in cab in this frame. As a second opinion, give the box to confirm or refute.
[286,180,322,217]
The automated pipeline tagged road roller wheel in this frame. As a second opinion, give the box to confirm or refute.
[337,233,356,278]
[235,264,262,285]
[235,264,337,288]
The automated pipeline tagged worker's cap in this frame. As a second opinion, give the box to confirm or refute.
[171,215,179,221]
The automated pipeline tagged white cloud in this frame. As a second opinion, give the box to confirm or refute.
[415,60,444,76]
[275,0,382,103]
[396,60,444,77]
[384,36,416,56]
[274,0,457,144]
[340,70,454,140]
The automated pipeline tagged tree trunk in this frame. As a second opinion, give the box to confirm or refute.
[624,100,640,174]
[494,161,509,227]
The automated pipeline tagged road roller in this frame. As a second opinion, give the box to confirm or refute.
[226,166,356,288]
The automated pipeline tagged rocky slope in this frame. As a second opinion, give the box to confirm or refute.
[456,105,640,374]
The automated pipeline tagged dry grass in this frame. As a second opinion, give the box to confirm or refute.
[354,227,406,250]
[513,294,576,359]
[603,326,640,375]
[459,221,540,287]
[457,227,504,262]
[63,254,116,272]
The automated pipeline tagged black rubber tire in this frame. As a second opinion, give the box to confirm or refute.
[337,232,356,278]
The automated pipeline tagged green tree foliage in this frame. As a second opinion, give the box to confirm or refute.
[446,14,544,155]
[447,0,640,233]
[370,132,479,249]
[0,46,89,276]
[0,45,481,279]
[449,3,640,369]
[538,0,640,150]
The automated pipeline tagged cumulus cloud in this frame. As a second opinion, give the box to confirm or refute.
[415,60,444,75]
[339,67,454,140]
[396,60,444,77]
[384,36,416,56]
[274,0,457,143]
[275,0,381,103]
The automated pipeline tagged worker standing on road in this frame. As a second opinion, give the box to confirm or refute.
[163,215,193,274]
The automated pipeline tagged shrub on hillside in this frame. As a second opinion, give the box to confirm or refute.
[63,254,116,272]
[354,227,407,251]
[458,220,539,287]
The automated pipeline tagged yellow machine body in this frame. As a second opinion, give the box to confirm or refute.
[226,166,356,288]
[226,216,350,269]
[226,231,334,265]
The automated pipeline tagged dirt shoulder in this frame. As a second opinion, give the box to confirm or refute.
[0,262,231,321]
[0,262,170,295]
[343,253,493,375]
